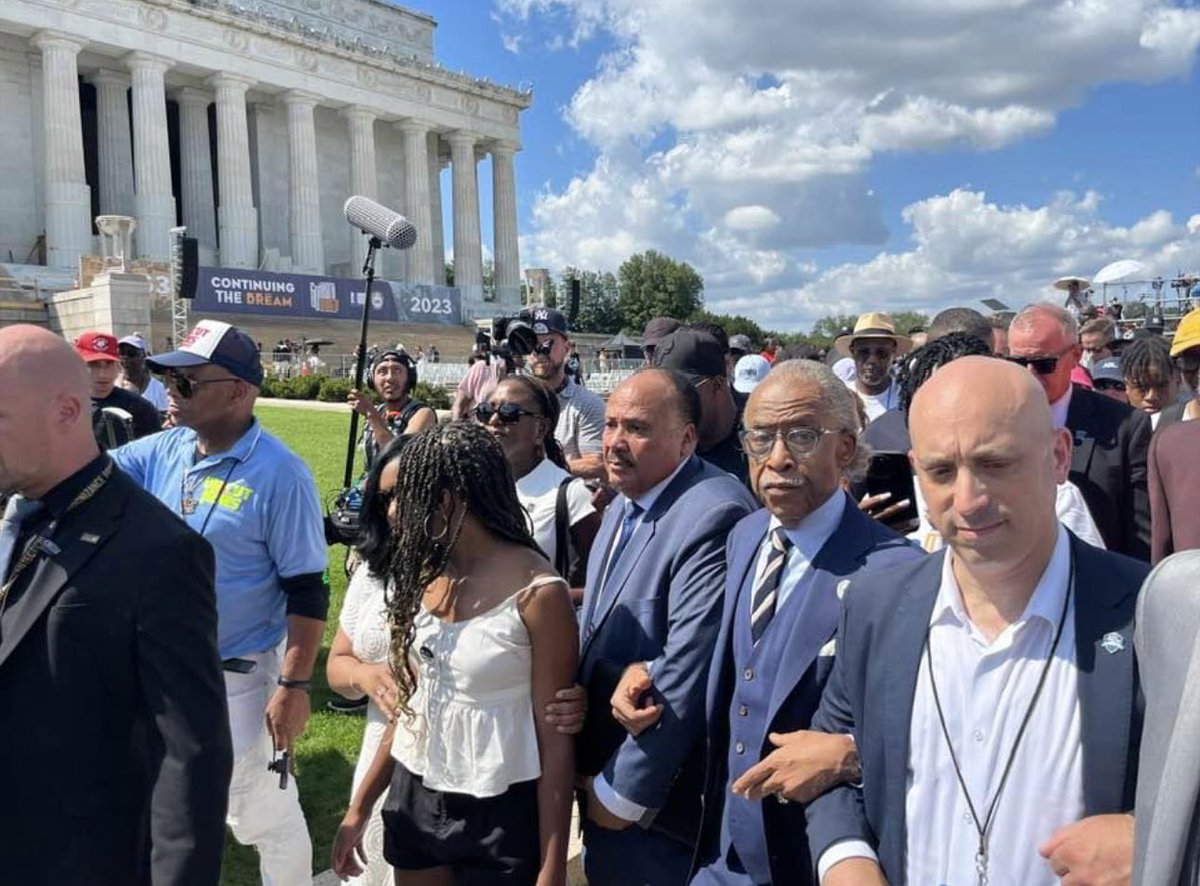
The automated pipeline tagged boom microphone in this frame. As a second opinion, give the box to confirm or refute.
[343,195,418,250]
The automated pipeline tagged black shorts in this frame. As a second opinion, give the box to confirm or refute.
[381,761,540,884]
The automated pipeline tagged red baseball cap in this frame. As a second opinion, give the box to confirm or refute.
[74,331,120,363]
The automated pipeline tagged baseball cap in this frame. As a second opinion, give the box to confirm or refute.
[521,307,569,337]
[1091,356,1123,384]
[651,328,726,379]
[728,334,753,354]
[148,319,264,387]
[642,316,681,349]
[733,354,771,393]
[1170,308,1200,356]
[118,334,150,354]
[74,331,120,363]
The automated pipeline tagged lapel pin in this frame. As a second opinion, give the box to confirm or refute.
[1100,632,1125,654]
[80,533,100,545]
[836,580,851,600]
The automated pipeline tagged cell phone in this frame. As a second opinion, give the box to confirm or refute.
[865,452,917,525]
[221,657,257,674]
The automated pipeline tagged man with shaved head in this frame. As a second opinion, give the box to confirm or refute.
[574,368,756,884]
[807,357,1149,886]
[0,325,231,884]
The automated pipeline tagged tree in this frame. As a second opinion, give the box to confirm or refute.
[689,309,766,346]
[808,314,859,349]
[617,250,704,332]
[565,267,623,334]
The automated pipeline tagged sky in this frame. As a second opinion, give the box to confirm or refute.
[416,0,1200,332]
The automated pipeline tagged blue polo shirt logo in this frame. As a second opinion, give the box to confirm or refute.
[199,477,254,511]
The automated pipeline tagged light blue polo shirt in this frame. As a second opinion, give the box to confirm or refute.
[111,419,327,658]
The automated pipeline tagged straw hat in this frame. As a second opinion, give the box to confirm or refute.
[834,312,912,357]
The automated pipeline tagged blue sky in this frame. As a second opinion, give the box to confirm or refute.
[416,1,1200,331]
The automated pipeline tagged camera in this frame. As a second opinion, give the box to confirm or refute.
[490,314,546,357]
[324,486,363,546]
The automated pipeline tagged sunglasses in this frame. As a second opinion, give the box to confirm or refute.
[474,402,541,424]
[164,371,240,399]
[1094,379,1127,393]
[1005,354,1062,374]
[851,345,895,361]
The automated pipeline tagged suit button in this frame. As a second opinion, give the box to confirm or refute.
[738,705,749,717]
[735,741,745,754]
[743,668,754,681]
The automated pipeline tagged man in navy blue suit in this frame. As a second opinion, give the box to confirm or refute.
[807,356,1148,886]
[576,368,757,885]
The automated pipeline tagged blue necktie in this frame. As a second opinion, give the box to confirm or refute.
[0,496,43,582]
[601,499,643,595]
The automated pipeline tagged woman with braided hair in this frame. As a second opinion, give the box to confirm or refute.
[332,422,578,886]
[477,375,601,604]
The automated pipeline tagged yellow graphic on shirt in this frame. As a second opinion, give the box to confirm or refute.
[196,477,255,511]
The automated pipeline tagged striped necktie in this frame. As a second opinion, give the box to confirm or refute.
[750,526,792,644]
[0,496,43,582]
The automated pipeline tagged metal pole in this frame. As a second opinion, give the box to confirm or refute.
[342,236,382,489]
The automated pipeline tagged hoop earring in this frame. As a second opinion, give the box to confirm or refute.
[423,512,449,542]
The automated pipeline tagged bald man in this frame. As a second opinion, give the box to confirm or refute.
[0,326,231,885]
[807,357,1149,886]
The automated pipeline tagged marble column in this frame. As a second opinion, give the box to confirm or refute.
[126,52,176,259]
[282,91,324,274]
[208,72,258,268]
[176,88,217,260]
[32,31,91,270]
[448,130,483,300]
[92,69,134,218]
[397,119,434,285]
[491,141,520,309]
[427,131,446,284]
[342,105,378,273]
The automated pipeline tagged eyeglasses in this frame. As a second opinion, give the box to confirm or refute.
[474,402,541,425]
[163,371,240,399]
[1005,347,1073,375]
[1093,379,1127,393]
[739,426,838,460]
[851,345,896,361]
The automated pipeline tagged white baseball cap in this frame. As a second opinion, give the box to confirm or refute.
[733,354,771,393]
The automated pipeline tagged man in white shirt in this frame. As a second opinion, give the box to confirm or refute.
[832,313,910,424]
[806,356,1149,886]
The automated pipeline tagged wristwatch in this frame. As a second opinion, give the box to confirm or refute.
[277,676,312,692]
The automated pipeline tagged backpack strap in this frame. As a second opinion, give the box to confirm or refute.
[553,476,573,579]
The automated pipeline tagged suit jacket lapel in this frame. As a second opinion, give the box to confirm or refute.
[765,500,874,724]
[0,480,124,668]
[579,501,622,646]
[1066,389,1097,478]
[581,519,655,652]
[1072,534,1138,814]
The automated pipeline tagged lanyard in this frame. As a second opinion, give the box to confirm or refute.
[924,548,1074,886]
[0,463,114,608]
[180,459,239,537]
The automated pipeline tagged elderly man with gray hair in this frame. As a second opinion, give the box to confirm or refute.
[608,359,924,885]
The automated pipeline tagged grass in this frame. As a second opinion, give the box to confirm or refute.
[219,404,363,886]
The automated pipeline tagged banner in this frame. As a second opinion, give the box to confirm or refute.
[193,267,462,325]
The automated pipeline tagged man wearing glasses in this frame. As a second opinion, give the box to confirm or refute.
[109,320,328,886]
[1008,303,1151,560]
[832,314,911,424]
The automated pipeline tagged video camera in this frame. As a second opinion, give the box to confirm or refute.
[324,485,363,547]
[489,313,552,358]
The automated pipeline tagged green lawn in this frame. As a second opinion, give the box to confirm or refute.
[220,404,363,886]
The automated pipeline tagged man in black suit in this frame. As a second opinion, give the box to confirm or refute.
[1008,303,1151,559]
[807,357,1147,886]
[0,325,231,885]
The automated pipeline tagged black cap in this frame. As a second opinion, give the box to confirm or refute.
[642,316,681,348]
[651,329,726,379]
[520,307,569,336]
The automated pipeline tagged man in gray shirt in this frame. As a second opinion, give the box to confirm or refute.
[523,307,607,479]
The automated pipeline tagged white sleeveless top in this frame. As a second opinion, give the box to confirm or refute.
[389,575,564,797]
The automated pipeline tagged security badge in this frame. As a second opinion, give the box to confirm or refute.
[1100,632,1126,655]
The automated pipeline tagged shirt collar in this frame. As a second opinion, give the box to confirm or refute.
[629,455,692,514]
[189,418,264,470]
[934,524,1072,632]
[767,488,848,562]
[34,453,110,519]
[1049,385,1073,430]
[557,376,577,399]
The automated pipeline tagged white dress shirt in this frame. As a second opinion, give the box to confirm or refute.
[1050,385,1074,430]
[753,489,847,614]
[819,526,1085,885]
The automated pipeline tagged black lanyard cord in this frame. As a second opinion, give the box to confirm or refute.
[924,547,1075,886]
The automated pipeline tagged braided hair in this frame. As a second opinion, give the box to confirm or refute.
[1119,334,1176,386]
[496,375,568,469]
[897,331,993,418]
[385,421,541,717]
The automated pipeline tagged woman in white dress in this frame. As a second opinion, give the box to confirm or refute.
[331,423,579,885]
[326,437,411,886]
[476,375,602,605]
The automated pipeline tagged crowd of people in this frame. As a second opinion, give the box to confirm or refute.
[0,293,1198,886]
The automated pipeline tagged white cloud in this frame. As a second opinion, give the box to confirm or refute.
[499,0,1200,327]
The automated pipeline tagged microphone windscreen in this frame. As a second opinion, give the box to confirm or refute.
[343,195,418,250]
